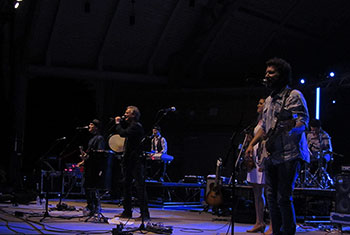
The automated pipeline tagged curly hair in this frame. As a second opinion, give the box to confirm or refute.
[266,57,292,86]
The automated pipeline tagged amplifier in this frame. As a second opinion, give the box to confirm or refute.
[184,175,205,184]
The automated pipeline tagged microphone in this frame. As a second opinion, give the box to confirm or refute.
[161,107,176,113]
[76,126,89,130]
[56,137,66,141]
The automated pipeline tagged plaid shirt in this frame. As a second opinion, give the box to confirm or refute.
[262,86,310,164]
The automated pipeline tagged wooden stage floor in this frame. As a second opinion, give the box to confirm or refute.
[0,198,347,234]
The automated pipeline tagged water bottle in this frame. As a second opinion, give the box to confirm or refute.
[42,198,46,209]
[36,196,41,206]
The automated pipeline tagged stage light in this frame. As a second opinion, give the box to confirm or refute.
[332,100,336,104]
[14,2,19,8]
[299,78,305,84]
[329,72,335,78]
[316,87,320,120]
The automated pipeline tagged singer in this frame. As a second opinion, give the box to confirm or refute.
[114,106,150,221]
[79,119,106,216]
[245,58,309,235]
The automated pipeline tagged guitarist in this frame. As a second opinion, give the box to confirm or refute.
[79,119,106,216]
[246,58,310,235]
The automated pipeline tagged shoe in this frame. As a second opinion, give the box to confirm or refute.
[264,228,272,235]
[246,224,266,233]
[115,211,132,219]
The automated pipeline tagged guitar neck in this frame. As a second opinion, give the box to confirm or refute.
[214,159,222,186]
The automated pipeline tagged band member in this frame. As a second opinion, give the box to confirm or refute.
[151,125,168,154]
[150,125,169,182]
[246,58,309,235]
[246,98,272,234]
[307,118,333,169]
[114,106,150,221]
[79,119,106,216]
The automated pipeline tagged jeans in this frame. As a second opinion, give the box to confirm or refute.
[265,158,300,235]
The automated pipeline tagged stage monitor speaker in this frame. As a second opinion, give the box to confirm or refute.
[335,174,350,214]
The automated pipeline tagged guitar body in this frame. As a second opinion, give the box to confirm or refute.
[205,184,223,207]
[205,158,224,207]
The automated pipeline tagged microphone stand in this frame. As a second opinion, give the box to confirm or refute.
[37,137,65,221]
[55,131,80,209]
[221,85,257,234]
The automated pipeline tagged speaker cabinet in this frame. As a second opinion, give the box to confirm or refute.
[335,174,350,214]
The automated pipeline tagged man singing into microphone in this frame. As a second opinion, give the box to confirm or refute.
[114,106,150,221]
[246,58,309,234]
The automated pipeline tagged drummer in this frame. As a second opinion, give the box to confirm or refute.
[307,119,333,171]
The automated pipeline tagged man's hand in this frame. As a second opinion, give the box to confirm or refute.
[245,144,254,158]
[115,116,121,124]
[77,160,84,167]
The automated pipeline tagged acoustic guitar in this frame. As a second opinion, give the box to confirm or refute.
[205,158,223,207]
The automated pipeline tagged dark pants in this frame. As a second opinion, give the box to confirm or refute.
[84,159,98,212]
[122,156,149,217]
[265,158,300,235]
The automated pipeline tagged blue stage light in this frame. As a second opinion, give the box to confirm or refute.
[299,78,305,84]
[316,87,320,120]
[332,100,336,104]
[329,72,335,78]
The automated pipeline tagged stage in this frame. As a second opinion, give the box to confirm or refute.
[0,183,348,234]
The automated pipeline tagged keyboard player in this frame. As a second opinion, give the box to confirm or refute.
[149,126,171,181]
[151,125,167,154]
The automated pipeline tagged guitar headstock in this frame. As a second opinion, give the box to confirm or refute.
[217,158,223,167]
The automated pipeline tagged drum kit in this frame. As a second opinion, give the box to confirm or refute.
[296,150,336,189]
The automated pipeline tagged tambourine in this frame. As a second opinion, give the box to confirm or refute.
[108,134,125,153]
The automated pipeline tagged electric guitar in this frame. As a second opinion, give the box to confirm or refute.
[257,108,295,168]
[205,158,223,207]
[77,146,88,167]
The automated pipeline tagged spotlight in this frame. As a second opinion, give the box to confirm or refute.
[299,78,305,84]
[332,100,336,104]
[329,72,335,78]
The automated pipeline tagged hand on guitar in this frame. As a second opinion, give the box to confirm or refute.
[77,146,88,167]
[77,160,84,167]
[245,144,254,158]
[79,146,88,160]
[244,144,255,171]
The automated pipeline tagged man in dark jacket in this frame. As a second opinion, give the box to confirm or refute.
[114,106,150,221]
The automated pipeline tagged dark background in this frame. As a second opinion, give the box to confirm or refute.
[1,0,349,193]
